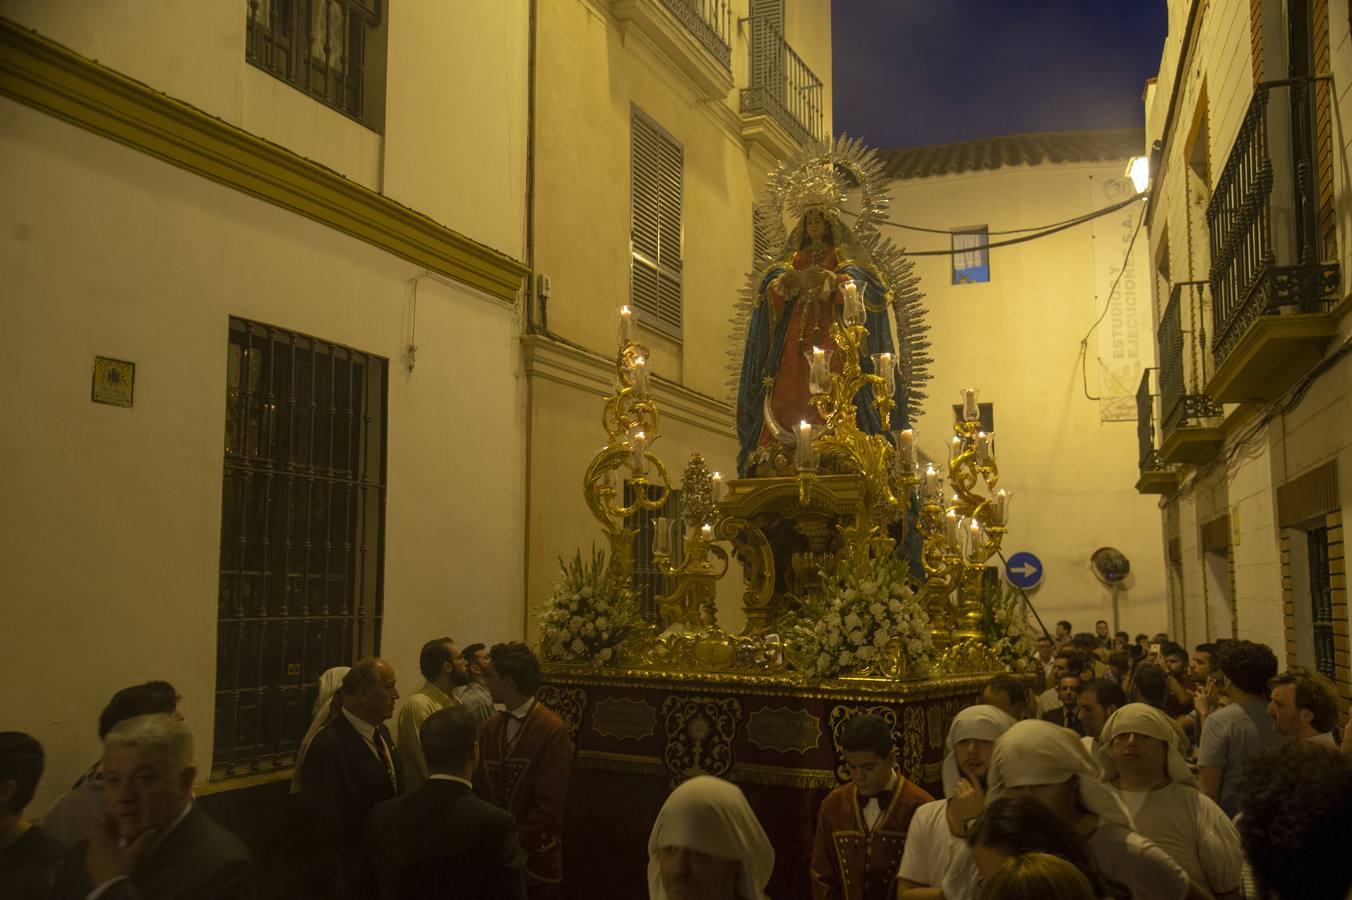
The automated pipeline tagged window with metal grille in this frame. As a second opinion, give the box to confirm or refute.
[245,0,382,126]
[214,318,387,778]
[630,108,684,338]
[952,227,990,284]
[626,482,682,624]
[1308,526,1335,679]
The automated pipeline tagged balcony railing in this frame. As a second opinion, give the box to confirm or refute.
[1207,77,1340,365]
[1137,369,1165,474]
[658,0,732,69]
[1158,281,1223,434]
[740,17,825,145]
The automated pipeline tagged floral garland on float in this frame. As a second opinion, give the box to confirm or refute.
[976,580,1040,674]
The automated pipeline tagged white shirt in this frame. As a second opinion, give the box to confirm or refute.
[427,773,474,789]
[860,771,898,831]
[505,697,536,744]
[1107,782,1244,894]
[897,798,963,888]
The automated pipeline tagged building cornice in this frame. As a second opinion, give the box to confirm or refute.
[521,334,735,439]
[0,18,528,305]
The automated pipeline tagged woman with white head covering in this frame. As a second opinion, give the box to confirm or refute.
[647,775,774,900]
[943,719,1203,900]
[1099,703,1243,896]
[897,705,1015,899]
[289,666,350,794]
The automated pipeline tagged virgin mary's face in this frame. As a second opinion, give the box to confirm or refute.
[805,213,828,243]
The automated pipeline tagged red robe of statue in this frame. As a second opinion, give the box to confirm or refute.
[809,776,933,900]
[476,700,575,893]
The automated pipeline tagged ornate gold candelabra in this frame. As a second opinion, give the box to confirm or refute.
[650,455,730,630]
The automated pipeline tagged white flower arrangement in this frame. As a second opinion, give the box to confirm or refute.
[539,548,628,663]
[980,582,1040,673]
[797,553,933,678]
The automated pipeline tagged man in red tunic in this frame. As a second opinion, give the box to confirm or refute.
[476,642,574,899]
[810,714,932,900]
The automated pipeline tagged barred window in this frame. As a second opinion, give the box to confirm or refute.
[245,0,383,126]
[951,402,996,433]
[952,226,990,284]
[214,318,387,778]
[631,108,684,338]
[627,482,682,624]
[1308,526,1334,680]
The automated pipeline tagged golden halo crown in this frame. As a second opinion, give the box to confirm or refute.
[784,157,847,221]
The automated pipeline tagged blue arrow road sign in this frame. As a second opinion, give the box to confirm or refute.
[1004,552,1044,590]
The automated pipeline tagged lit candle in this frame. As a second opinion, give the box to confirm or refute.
[631,430,648,477]
[986,431,996,461]
[619,305,637,343]
[806,346,831,395]
[711,471,725,503]
[968,519,984,560]
[950,436,963,459]
[924,463,940,495]
[701,523,714,542]
[653,516,671,556]
[871,352,896,397]
[895,429,915,473]
[632,355,650,397]
[842,280,863,326]
[796,421,814,470]
[945,509,959,544]
[961,388,979,421]
[995,488,1009,525]
[975,431,989,461]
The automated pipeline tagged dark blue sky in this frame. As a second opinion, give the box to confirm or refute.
[831,1,1168,150]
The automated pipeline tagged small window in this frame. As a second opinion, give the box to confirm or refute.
[245,0,384,127]
[952,227,990,284]
[952,402,995,433]
[630,108,684,338]
[1308,526,1335,679]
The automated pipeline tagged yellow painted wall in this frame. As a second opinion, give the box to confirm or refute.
[0,0,529,259]
[886,160,1169,639]
[0,97,527,810]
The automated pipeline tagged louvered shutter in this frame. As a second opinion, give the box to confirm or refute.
[631,109,683,338]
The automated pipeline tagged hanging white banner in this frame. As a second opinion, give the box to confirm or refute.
[1089,175,1153,422]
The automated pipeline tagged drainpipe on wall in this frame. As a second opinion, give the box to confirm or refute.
[521,0,540,640]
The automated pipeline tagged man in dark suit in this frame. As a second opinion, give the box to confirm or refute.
[50,714,254,899]
[299,656,404,887]
[362,705,526,900]
[1041,673,1084,735]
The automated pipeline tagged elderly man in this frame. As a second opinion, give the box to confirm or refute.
[1036,650,1086,716]
[50,715,253,899]
[1040,673,1083,734]
[1197,640,1279,816]
[363,706,526,900]
[395,637,468,793]
[478,642,574,899]
[300,657,403,885]
[940,719,1207,900]
[1267,667,1340,745]
[1099,704,1242,898]
[896,705,1015,900]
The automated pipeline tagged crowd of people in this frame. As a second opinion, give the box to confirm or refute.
[1,624,1350,899]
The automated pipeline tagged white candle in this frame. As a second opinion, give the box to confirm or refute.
[807,346,831,395]
[995,488,1009,525]
[924,463,940,495]
[968,519,984,559]
[796,421,813,470]
[975,431,989,461]
[701,523,714,542]
[962,388,979,421]
[872,352,896,397]
[631,430,648,477]
[619,305,636,343]
[945,509,959,544]
[895,429,915,473]
[711,471,725,503]
[632,355,650,397]
[842,280,863,326]
[950,436,963,459]
[653,516,671,556]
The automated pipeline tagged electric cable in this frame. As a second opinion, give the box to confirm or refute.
[1078,200,1148,400]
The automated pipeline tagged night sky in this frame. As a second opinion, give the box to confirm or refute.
[831,1,1169,150]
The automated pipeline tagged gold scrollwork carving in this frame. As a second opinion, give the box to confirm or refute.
[537,686,588,741]
[661,695,743,785]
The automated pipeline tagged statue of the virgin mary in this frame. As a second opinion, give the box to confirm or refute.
[730,138,931,478]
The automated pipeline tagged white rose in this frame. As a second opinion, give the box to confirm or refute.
[908,638,923,656]
[873,630,889,648]
[888,598,903,614]
[596,601,610,613]
[596,616,610,630]
[599,647,613,661]
[849,629,865,646]
[827,631,842,648]
[558,629,571,642]
[569,615,584,630]
[842,588,857,602]
[860,581,876,595]
[816,653,831,671]
[838,650,854,666]
[580,586,594,598]
[600,630,611,640]
[570,637,585,653]
[844,612,862,630]
[857,646,875,660]
[583,622,596,636]
[869,602,886,619]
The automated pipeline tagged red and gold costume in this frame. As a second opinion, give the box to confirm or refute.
[476,700,575,895]
[809,776,933,900]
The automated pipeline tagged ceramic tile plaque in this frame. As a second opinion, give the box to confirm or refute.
[91,356,135,407]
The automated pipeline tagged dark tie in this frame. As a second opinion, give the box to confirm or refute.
[373,730,397,791]
[859,789,893,811]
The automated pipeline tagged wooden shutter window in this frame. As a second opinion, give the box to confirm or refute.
[630,109,683,338]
